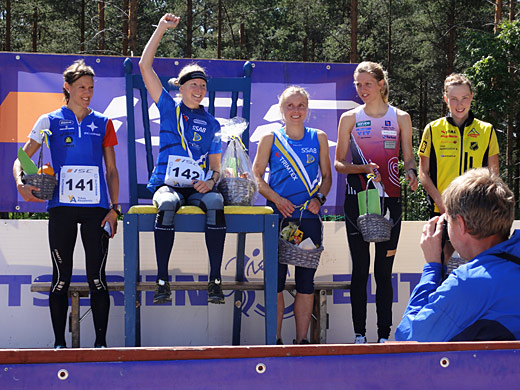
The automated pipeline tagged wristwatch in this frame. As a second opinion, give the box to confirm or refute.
[111,203,122,217]
[314,192,326,206]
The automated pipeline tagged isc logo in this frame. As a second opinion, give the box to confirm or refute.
[66,168,95,174]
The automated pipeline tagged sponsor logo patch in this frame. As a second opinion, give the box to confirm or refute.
[467,128,480,138]
[384,140,396,149]
[470,141,478,151]
[193,119,207,125]
[356,120,371,127]
[356,129,371,137]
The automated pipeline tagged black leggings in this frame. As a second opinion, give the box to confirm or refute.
[48,206,110,347]
[344,195,402,340]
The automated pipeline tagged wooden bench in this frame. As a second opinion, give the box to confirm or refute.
[31,280,350,347]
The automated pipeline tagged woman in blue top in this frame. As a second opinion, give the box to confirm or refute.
[140,13,226,305]
[13,60,120,348]
[253,86,332,344]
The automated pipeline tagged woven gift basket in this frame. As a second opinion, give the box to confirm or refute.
[218,117,257,206]
[278,217,324,269]
[22,141,57,200]
[356,177,392,243]
[218,177,257,206]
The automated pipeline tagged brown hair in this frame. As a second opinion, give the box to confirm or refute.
[443,168,514,240]
[62,60,95,102]
[444,73,473,95]
[354,61,389,103]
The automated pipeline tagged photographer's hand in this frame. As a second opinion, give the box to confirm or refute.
[420,216,445,264]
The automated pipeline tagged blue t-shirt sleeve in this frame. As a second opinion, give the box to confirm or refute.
[157,87,175,117]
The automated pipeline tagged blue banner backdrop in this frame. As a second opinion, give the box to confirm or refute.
[0,52,359,214]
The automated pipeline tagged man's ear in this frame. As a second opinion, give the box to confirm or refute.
[455,214,467,234]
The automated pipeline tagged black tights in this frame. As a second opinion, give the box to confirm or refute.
[344,196,402,340]
[48,206,110,347]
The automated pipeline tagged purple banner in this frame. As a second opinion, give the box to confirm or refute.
[0,52,359,214]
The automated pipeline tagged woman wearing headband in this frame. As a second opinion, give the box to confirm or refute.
[140,13,226,305]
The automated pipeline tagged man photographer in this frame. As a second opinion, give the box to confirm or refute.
[395,168,520,342]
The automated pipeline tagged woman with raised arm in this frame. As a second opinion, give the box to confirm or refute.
[253,86,332,344]
[139,14,226,305]
[334,61,417,344]
[13,60,120,348]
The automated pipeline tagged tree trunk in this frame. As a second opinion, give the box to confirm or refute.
[387,0,392,74]
[494,0,503,33]
[419,76,428,130]
[98,0,105,52]
[217,0,222,58]
[32,7,38,52]
[446,2,455,75]
[186,0,193,58]
[240,23,245,48]
[350,0,358,63]
[128,0,137,55]
[80,0,85,52]
[5,0,11,51]
[122,0,129,55]
[513,110,520,215]
[510,0,515,22]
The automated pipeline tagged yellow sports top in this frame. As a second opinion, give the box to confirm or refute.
[418,112,499,212]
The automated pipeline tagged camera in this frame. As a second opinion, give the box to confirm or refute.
[441,219,449,245]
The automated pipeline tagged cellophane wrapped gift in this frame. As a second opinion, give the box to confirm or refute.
[218,117,258,206]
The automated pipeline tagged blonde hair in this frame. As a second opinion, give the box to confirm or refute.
[443,168,514,240]
[354,61,389,103]
[170,63,207,87]
[444,73,473,95]
[62,60,95,102]
[278,86,310,121]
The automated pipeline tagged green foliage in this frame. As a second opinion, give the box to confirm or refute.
[2,0,519,217]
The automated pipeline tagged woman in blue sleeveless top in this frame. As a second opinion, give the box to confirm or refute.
[253,86,332,344]
[140,13,226,306]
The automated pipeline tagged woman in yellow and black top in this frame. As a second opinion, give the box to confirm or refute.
[418,73,499,216]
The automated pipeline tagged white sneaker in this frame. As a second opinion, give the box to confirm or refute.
[378,338,388,343]
[354,334,367,344]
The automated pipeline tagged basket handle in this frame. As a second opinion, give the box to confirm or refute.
[365,176,385,217]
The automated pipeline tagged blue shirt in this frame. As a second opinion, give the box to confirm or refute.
[267,127,320,218]
[148,88,221,192]
[30,106,114,210]
[396,230,520,341]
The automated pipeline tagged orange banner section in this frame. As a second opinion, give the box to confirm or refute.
[0,92,63,143]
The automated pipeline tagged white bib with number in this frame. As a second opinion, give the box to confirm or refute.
[59,165,101,204]
[164,155,204,187]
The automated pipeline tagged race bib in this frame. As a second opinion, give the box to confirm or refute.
[164,155,204,187]
[59,165,100,204]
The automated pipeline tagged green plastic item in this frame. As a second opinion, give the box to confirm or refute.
[357,188,381,215]
[17,147,38,175]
